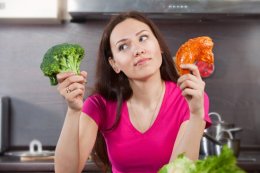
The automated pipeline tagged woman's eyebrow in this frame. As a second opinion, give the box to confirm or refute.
[115,38,128,46]
[115,29,148,46]
[136,29,148,36]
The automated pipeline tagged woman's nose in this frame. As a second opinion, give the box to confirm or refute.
[133,44,146,57]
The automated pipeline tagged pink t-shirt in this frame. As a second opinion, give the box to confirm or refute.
[82,81,211,173]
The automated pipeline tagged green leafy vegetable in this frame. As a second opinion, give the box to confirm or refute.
[159,154,195,173]
[40,43,85,85]
[158,146,245,173]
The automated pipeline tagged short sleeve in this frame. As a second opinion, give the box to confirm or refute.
[82,94,106,129]
[182,92,212,128]
[203,93,212,128]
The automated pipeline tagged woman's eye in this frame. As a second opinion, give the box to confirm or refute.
[139,35,148,42]
[118,44,128,51]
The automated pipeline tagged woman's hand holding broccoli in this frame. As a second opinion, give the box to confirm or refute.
[57,71,87,112]
[40,43,87,112]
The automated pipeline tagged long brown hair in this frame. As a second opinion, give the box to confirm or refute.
[92,11,179,172]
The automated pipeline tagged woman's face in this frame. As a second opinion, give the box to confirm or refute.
[109,18,162,80]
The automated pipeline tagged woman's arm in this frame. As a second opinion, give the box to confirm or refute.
[170,64,207,161]
[55,109,81,173]
[54,71,98,173]
[169,116,206,162]
[55,110,98,173]
[78,113,98,172]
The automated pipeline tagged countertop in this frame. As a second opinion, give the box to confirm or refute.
[237,151,260,172]
[0,151,260,172]
[0,156,102,172]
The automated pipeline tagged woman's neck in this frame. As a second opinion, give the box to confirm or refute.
[129,74,165,107]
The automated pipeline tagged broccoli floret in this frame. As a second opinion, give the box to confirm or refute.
[40,43,85,85]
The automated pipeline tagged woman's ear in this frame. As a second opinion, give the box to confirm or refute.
[108,57,121,73]
[160,47,164,54]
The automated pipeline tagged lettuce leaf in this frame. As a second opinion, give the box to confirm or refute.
[158,146,245,173]
[159,154,195,173]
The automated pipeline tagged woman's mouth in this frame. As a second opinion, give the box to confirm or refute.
[134,58,151,66]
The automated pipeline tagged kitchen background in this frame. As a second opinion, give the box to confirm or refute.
[0,0,260,151]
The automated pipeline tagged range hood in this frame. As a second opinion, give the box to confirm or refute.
[68,0,260,21]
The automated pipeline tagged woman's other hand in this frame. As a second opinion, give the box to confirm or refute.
[177,64,205,118]
[57,71,87,111]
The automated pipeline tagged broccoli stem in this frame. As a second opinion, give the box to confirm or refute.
[60,55,80,74]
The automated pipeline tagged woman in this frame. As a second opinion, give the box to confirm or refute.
[54,11,211,173]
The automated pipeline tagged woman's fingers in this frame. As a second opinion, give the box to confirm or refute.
[177,74,197,87]
[177,64,205,100]
[58,74,86,92]
[64,87,85,102]
[56,71,87,111]
[80,71,87,78]
[177,64,205,90]
[180,64,202,79]
[57,71,88,100]
[57,71,87,85]
[80,71,88,84]
[178,75,205,92]
[178,79,200,91]
[177,64,206,116]
[182,88,203,98]
[62,82,85,95]
[56,72,75,83]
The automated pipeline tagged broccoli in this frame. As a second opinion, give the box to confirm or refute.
[40,43,85,85]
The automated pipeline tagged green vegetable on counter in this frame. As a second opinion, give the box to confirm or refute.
[158,146,245,173]
[40,43,85,85]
